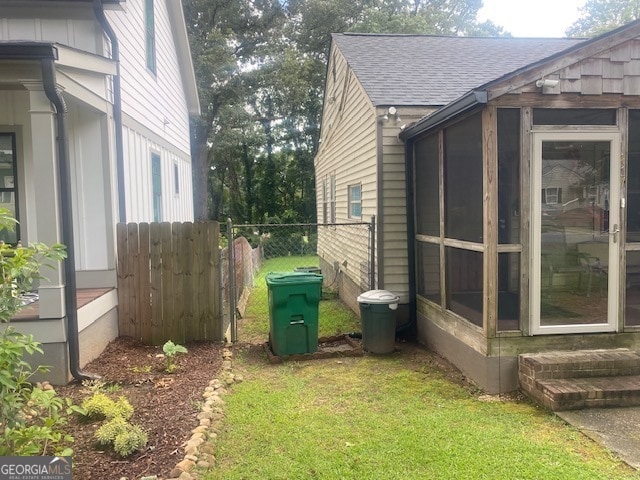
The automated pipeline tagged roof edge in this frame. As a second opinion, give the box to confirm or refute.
[400,90,487,140]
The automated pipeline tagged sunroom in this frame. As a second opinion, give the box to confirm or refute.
[400,20,640,393]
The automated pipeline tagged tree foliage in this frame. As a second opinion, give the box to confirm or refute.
[184,0,506,223]
[567,0,640,37]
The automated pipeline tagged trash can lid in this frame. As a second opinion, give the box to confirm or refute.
[266,272,323,285]
[357,289,400,304]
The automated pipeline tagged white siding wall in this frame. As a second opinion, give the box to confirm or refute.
[67,102,114,271]
[0,6,100,53]
[122,124,193,223]
[315,48,377,291]
[106,0,191,154]
[106,0,194,222]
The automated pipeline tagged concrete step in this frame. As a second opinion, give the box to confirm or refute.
[535,376,640,411]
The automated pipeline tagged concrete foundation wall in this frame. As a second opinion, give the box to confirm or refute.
[417,311,519,394]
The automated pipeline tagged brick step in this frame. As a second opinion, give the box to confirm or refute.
[519,349,640,380]
[536,375,640,411]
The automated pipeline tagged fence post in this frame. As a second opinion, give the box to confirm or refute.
[370,215,376,290]
[227,218,237,343]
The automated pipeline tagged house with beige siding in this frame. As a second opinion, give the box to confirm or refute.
[320,24,640,405]
[316,33,581,325]
[0,0,199,384]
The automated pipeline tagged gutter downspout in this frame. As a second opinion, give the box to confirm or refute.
[396,137,417,337]
[41,59,95,382]
[93,0,126,223]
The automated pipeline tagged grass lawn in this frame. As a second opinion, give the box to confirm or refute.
[201,256,640,480]
[203,348,639,480]
[239,255,360,343]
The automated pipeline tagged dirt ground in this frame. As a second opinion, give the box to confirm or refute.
[57,337,224,480]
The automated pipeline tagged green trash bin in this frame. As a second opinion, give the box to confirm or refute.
[266,272,324,356]
[357,290,399,354]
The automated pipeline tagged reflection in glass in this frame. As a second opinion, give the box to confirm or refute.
[539,141,610,326]
[0,133,17,244]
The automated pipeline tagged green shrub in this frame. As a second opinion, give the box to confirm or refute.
[81,393,133,421]
[95,417,147,457]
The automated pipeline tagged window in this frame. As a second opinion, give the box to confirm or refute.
[145,0,156,73]
[330,175,336,223]
[151,153,162,222]
[498,108,520,244]
[542,187,561,204]
[322,178,328,224]
[0,133,18,243]
[348,184,361,218]
[173,163,180,195]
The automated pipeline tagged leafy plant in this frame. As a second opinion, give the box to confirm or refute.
[0,209,71,455]
[162,340,188,373]
[80,393,134,421]
[94,416,148,457]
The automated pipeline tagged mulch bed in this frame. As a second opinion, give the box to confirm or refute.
[56,336,224,480]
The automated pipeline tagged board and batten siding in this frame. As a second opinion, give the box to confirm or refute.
[379,110,433,302]
[316,47,377,290]
[0,6,101,53]
[106,0,191,156]
[122,124,193,223]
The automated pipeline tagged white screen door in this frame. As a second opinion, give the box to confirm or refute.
[531,131,620,334]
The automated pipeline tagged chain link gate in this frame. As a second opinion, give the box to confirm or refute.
[223,219,375,343]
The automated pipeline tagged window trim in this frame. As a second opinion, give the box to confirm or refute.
[145,0,157,74]
[151,152,162,222]
[348,183,362,219]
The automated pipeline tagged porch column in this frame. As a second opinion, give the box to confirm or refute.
[25,82,65,319]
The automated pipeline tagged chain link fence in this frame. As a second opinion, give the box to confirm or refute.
[221,220,374,342]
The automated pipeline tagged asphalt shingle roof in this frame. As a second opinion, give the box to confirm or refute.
[332,33,585,106]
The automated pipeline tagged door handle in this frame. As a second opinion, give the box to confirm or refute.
[609,224,620,243]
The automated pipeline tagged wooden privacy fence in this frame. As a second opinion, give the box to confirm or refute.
[117,221,221,345]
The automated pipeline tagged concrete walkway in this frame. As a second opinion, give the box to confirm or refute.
[557,407,640,469]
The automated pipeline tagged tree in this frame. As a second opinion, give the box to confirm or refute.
[184,0,508,224]
[566,0,640,37]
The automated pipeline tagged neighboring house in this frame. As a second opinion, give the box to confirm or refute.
[0,0,199,384]
[315,33,582,323]
[319,22,640,394]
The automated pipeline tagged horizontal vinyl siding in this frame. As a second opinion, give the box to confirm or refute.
[379,109,434,300]
[107,0,191,155]
[316,48,376,291]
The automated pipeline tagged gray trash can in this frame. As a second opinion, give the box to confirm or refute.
[357,290,399,354]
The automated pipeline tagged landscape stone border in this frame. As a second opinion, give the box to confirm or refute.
[134,345,241,480]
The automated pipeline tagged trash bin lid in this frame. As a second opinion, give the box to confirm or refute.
[266,272,323,285]
[357,289,399,304]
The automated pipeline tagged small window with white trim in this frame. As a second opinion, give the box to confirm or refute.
[348,183,362,219]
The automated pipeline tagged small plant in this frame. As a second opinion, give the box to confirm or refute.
[81,379,122,393]
[95,416,148,457]
[80,393,133,421]
[131,365,152,374]
[162,340,188,373]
